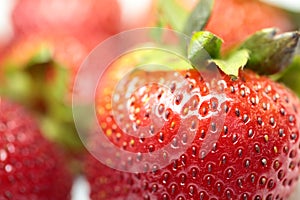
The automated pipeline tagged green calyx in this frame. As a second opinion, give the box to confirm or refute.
[179,1,300,79]
[188,31,222,62]
[187,30,249,78]
[0,46,83,153]
[155,0,300,78]
[186,28,299,79]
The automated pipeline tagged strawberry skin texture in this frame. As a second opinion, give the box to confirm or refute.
[86,69,300,199]
[0,99,73,199]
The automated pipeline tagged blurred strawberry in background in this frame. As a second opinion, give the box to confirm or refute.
[204,0,293,50]
[4,0,121,65]
[11,0,121,47]
[0,99,73,199]
[0,0,122,153]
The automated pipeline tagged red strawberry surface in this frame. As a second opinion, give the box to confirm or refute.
[0,98,73,199]
[85,67,300,199]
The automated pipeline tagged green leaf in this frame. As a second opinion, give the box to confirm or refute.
[239,28,300,75]
[210,49,250,78]
[158,0,189,31]
[188,31,222,66]
[184,0,214,36]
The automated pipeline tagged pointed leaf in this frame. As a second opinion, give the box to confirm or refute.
[210,49,250,78]
[184,0,214,36]
[239,28,300,75]
[188,31,222,69]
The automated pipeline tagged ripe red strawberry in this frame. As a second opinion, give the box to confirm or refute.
[0,98,73,199]
[82,24,300,200]
[85,66,300,199]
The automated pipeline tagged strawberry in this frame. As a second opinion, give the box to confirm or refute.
[0,0,125,152]
[0,98,72,199]
[0,34,90,152]
[85,65,300,199]
[82,15,300,199]
[0,0,119,152]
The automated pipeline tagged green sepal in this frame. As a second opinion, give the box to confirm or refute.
[188,31,222,58]
[188,31,222,68]
[210,49,250,78]
[187,31,249,78]
[239,28,300,75]
[184,0,214,36]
